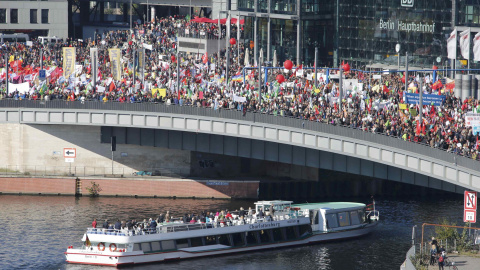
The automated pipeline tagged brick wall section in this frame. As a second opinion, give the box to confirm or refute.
[81,179,259,199]
[0,177,259,199]
[0,177,76,194]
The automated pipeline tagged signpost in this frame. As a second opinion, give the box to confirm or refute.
[39,69,46,81]
[64,148,76,175]
[464,191,477,224]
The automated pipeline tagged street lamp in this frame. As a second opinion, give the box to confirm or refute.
[395,43,401,71]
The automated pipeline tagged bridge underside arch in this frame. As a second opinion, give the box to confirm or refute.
[101,126,463,194]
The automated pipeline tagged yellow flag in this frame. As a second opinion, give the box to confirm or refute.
[62,47,76,78]
[399,103,407,110]
[152,88,159,96]
[159,88,167,98]
[9,55,14,63]
[108,48,121,81]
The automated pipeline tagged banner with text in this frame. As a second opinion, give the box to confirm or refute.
[404,93,446,106]
[109,48,121,81]
[62,47,76,78]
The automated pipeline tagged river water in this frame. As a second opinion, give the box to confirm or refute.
[0,194,466,270]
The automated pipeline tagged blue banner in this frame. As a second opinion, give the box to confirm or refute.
[404,93,446,106]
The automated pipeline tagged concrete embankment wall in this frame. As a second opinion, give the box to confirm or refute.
[0,177,259,199]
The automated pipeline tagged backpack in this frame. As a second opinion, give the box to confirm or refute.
[438,256,444,263]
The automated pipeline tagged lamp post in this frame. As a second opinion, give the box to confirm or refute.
[395,43,400,71]
[130,0,132,31]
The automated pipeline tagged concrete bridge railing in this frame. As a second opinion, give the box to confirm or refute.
[0,100,479,192]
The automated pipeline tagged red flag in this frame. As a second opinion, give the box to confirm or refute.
[202,52,208,64]
[109,82,116,92]
[416,121,421,135]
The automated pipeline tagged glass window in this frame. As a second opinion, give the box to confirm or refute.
[259,230,271,243]
[176,238,189,249]
[350,211,360,225]
[30,9,37,23]
[217,234,230,246]
[326,213,339,229]
[246,231,258,245]
[338,212,350,227]
[190,237,203,247]
[133,243,141,251]
[0,9,5,24]
[359,210,366,223]
[161,240,175,250]
[232,233,245,247]
[41,9,48,24]
[204,236,217,245]
[151,241,161,251]
[141,242,151,252]
[299,225,311,238]
[272,228,283,241]
[10,9,18,24]
[285,226,297,240]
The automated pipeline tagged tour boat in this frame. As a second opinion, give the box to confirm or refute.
[65,200,379,267]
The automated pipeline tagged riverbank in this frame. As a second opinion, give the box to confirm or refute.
[0,176,259,199]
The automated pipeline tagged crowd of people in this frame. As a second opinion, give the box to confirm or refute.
[0,15,479,162]
[91,206,264,235]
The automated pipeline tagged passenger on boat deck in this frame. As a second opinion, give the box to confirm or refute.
[189,217,196,224]
[258,209,264,218]
[239,216,245,225]
[103,219,109,229]
[225,211,233,220]
[114,220,121,230]
[239,207,245,218]
[165,211,170,222]
[157,213,164,223]
[150,218,157,229]
[206,215,211,223]
[248,207,253,216]
[92,218,97,228]
[108,223,114,232]
[126,220,133,230]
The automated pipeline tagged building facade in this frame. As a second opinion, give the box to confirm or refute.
[0,0,68,39]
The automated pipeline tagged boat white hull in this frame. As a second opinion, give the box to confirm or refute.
[65,223,378,267]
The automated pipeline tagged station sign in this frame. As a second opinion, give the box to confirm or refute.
[39,69,46,80]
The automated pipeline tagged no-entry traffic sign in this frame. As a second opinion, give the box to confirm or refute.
[465,191,477,210]
[63,148,76,158]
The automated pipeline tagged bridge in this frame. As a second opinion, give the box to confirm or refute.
[0,100,479,194]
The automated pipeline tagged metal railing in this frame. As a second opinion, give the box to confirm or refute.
[0,165,188,178]
[0,99,478,172]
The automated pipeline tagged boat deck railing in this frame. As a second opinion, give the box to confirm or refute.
[87,213,301,236]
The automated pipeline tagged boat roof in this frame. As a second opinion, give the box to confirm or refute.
[293,202,365,210]
[254,200,293,206]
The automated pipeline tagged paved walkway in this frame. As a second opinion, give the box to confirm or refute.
[427,254,480,270]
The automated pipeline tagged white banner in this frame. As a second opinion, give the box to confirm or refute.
[465,112,480,127]
[474,32,480,62]
[233,95,246,103]
[459,29,470,60]
[447,30,457,60]
[9,82,30,94]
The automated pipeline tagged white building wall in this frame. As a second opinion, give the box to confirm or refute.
[0,0,68,39]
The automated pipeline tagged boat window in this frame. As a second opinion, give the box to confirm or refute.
[176,238,189,249]
[272,228,283,241]
[350,211,360,225]
[325,213,339,229]
[141,242,151,252]
[259,230,271,243]
[299,225,312,238]
[205,236,217,245]
[190,237,203,247]
[161,240,175,250]
[151,241,161,251]
[133,243,141,251]
[246,231,258,245]
[217,234,230,246]
[285,226,297,240]
[232,233,245,247]
[338,212,350,227]
[359,210,366,223]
